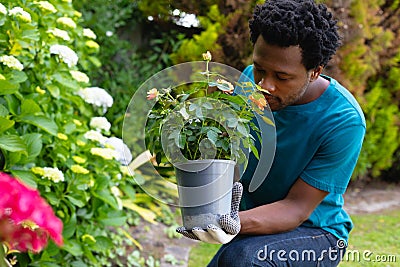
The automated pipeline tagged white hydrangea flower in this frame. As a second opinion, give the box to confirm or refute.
[83,28,97,39]
[42,167,64,183]
[105,137,133,166]
[90,117,111,132]
[69,70,89,83]
[0,55,24,71]
[35,1,57,13]
[9,7,31,22]
[49,44,78,67]
[84,130,107,144]
[47,28,70,41]
[0,3,7,15]
[56,17,76,29]
[78,87,113,112]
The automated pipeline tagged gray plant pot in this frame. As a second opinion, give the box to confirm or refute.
[174,159,235,230]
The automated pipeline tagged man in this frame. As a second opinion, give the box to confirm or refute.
[177,0,366,266]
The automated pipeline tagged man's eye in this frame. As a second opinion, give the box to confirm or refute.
[276,75,289,81]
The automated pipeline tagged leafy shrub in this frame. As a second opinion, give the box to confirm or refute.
[0,0,159,265]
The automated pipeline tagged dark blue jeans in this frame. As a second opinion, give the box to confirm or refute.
[207,226,346,266]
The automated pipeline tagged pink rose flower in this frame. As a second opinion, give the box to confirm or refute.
[0,172,63,252]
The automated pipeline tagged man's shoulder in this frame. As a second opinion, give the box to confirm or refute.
[325,76,366,127]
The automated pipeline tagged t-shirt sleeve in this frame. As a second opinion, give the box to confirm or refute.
[300,124,365,194]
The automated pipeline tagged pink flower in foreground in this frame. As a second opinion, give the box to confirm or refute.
[147,88,159,100]
[0,172,63,253]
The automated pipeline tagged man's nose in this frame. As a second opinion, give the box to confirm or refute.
[258,78,275,92]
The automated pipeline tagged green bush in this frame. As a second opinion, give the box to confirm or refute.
[0,1,161,266]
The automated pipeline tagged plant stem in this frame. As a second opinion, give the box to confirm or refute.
[0,245,11,267]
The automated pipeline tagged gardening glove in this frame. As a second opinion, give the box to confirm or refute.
[176,182,243,244]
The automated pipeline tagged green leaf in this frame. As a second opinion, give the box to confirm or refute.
[93,190,119,210]
[21,99,41,115]
[0,104,8,117]
[0,117,15,133]
[178,133,186,149]
[0,80,19,94]
[206,130,218,145]
[52,73,78,90]
[11,170,38,189]
[99,215,127,226]
[62,240,83,256]
[0,135,26,152]
[9,70,28,83]
[227,118,238,128]
[46,84,60,98]
[21,28,40,41]
[236,123,248,136]
[20,115,58,136]
[250,143,260,159]
[88,56,101,67]
[62,213,77,239]
[21,133,42,160]
[65,195,86,208]
[120,184,136,200]
[4,95,19,115]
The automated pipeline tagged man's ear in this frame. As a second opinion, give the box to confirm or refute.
[310,66,324,82]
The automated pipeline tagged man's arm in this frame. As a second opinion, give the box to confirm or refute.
[239,178,328,235]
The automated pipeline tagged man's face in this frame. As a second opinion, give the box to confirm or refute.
[252,36,313,111]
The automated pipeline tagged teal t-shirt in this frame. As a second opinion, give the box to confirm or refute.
[239,65,366,241]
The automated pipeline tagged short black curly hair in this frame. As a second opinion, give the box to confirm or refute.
[249,0,340,70]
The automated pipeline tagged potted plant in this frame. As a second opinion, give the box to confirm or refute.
[144,52,273,229]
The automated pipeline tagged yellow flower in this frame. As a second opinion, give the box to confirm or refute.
[85,40,99,50]
[90,147,118,160]
[73,11,82,17]
[35,86,46,94]
[31,167,44,176]
[83,28,97,39]
[70,70,90,83]
[81,234,96,244]
[56,17,76,29]
[202,51,212,61]
[0,74,5,80]
[36,1,57,13]
[77,140,86,146]
[57,133,68,140]
[71,164,89,174]
[47,28,70,41]
[73,119,82,126]
[72,156,86,164]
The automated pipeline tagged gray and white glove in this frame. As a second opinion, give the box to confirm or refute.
[176,182,243,244]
